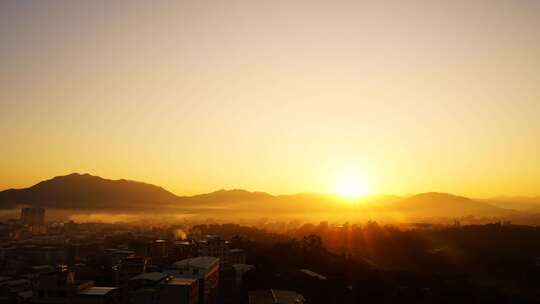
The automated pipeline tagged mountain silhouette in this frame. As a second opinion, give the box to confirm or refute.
[189,189,273,203]
[388,192,514,217]
[0,173,520,220]
[0,173,179,211]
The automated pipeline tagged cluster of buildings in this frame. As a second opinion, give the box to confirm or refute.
[0,208,305,304]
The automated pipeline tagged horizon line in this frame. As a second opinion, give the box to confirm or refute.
[1,172,539,200]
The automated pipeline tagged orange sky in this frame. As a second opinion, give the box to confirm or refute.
[1,0,539,197]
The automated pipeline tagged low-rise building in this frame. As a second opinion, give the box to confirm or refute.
[197,237,228,267]
[118,257,150,284]
[128,272,198,304]
[232,264,255,289]
[32,271,119,304]
[169,242,197,262]
[226,249,246,266]
[166,257,219,304]
[160,278,198,304]
[76,287,119,304]
[149,241,168,261]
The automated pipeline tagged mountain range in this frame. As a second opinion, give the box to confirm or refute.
[0,173,534,221]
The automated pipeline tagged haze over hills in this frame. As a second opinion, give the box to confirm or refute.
[480,196,540,213]
[387,192,517,218]
[0,173,526,221]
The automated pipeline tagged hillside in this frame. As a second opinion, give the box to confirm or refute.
[0,174,522,220]
[388,192,516,218]
[0,173,180,211]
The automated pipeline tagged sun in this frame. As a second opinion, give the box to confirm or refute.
[335,173,370,199]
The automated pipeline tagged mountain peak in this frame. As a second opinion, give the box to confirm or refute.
[408,192,471,201]
[0,173,178,210]
[0,174,519,220]
[190,188,273,201]
[395,191,510,217]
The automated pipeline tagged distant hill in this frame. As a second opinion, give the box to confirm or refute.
[188,189,273,204]
[481,196,540,213]
[0,173,179,211]
[0,173,523,220]
[388,192,516,218]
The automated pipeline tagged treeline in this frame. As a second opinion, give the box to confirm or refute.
[199,222,540,303]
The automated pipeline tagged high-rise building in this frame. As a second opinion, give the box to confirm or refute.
[227,248,246,266]
[149,240,168,260]
[20,208,45,225]
[197,236,228,267]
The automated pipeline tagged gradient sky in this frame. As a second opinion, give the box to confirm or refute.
[1,0,539,197]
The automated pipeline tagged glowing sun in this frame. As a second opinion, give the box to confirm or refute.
[335,173,370,199]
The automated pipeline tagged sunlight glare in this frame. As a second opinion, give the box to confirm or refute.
[335,172,370,199]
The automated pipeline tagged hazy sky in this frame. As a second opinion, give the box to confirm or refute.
[1,0,539,197]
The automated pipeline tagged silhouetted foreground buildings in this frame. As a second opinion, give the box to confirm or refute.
[32,270,119,304]
[2,208,540,303]
[0,208,276,304]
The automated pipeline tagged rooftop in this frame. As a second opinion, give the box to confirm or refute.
[173,256,220,270]
[3,279,30,286]
[105,249,135,255]
[175,241,192,246]
[233,264,255,272]
[130,272,168,282]
[299,269,327,280]
[32,265,54,270]
[164,278,197,286]
[78,287,119,296]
